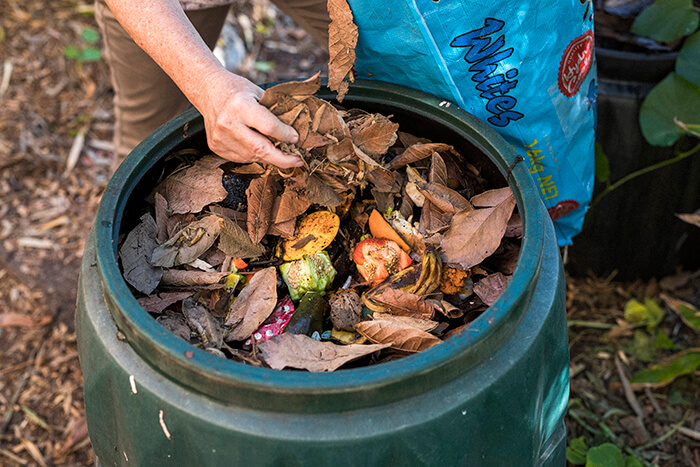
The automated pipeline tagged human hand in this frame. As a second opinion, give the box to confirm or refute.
[197,69,304,168]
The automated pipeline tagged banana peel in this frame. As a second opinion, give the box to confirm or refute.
[361,249,442,314]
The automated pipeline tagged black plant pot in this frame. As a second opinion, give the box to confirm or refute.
[567,48,700,280]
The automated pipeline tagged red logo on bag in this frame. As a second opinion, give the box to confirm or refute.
[547,200,579,221]
[558,31,593,98]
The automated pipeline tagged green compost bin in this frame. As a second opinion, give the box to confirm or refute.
[76,80,569,466]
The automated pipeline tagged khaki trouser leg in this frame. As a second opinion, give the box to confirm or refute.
[95,0,230,160]
[95,0,330,162]
[271,0,330,51]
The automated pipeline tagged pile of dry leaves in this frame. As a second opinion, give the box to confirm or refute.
[118,74,522,371]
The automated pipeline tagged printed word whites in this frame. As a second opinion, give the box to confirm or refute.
[451,18,524,128]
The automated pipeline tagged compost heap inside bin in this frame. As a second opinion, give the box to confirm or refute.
[117,76,522,372]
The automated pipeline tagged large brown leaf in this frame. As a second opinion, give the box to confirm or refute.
[470,187,515,208]
[352,119,399,157]
[355,320,441,353]
[157,155,228,214]
[306,172,343,208]
[429,153,448,185]
[118,213,162,295]
[225,267,277,341]
[137,291,193,314]
[474,273,511,306]
[246,174,277,244]
[440,192,517,269]
[259,72,321,108]
[417,182,471,213]
[259,333,389,371]
[160,269,229,287]
[273,176,311,225]
[386,143,452,170]
[151,215,223,267]
[372,312,439,332]
[327,0,357,102]
[218,216,265,259]
[367,288,435,320]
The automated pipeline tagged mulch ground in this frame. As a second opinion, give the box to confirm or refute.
[0,1,697,466]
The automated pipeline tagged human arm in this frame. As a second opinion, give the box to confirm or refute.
[103,0,303,168]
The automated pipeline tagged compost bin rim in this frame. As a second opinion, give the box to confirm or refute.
[94,79,547,404]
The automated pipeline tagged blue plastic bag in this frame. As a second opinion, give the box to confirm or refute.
[347,0,596,245]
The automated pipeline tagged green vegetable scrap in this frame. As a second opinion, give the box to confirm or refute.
[279,251,337,301]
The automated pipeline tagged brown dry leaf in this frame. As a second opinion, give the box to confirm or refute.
[272,177,311,225]
[417,182,471,213]
[372,312,439,332]
[369,288,435,320]
[429,153,448,185]
[426,299,464,319]
[154,192,169,243]
[218,216,265,259]
[326,138,356,163]
[309,97,349,137]
[471,187,515,208]
[366,167,399,193]
[440,191,517,269]
[183,297,225,349]
[259,72,321,108]
[268,218,297,238]
[505,212,523,238]
[151,215,223,267]
[246,174,277,244]
[419,200,453,235]
[676,212,700,228]
[473,272,511,306]
[0,313,52,328]
[225,267,278,341]
[231,163,266,175]
[387,143,452,170]
[157,155,228,214]
[137,291,193,314]
[398,131,432,147]
[306,172,343,208]
[259,333,389,371]
[160,270,230,287]
[355,320,441,353]
[119,213,162,294]
[327,0,357,102]
[352,119,399,157]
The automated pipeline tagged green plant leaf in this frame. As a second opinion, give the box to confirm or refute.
[623,298,664,330]
[624,457,644,467]
[64,44,80,59]
[81,27,100,44]
[630,0,699,43]
[626,330,658,362]
[586,443,624,467]
[79,47,102,62]
[655,329,677,349]
[594,143,610,184]
[639,72,700,146]
[631,349,700,385]
[567,437,590,465]
[677,31,700,86]
[661,294,700,330]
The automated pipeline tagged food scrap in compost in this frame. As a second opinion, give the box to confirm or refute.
[117,74,520,372]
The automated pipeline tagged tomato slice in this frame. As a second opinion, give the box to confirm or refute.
[353,238,412,283]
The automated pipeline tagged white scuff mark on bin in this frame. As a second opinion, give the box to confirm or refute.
[129,375,137,394]
[124,451,129,462]
[159,410,172,440]
[462,409,467,415]
[438,101,452,108]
